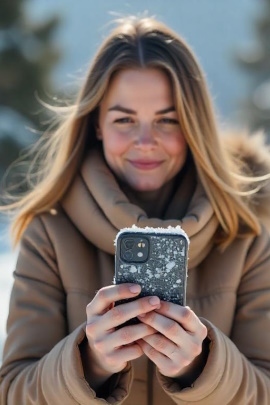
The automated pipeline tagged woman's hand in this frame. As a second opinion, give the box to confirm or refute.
[136,301,208,380]
[83,283,160,390]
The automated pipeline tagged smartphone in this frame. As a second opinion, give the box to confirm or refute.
[114,225,189,323]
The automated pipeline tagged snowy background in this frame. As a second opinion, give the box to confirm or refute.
[0,223,17,363]
[0,0,263,362]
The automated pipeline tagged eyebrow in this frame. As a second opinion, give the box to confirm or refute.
[108,105,176,115]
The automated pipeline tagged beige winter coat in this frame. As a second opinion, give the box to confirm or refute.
[1,134,270,405]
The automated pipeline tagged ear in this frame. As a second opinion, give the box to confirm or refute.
[95,126,103,140]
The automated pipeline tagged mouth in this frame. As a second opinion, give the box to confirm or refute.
[127,160,164,170]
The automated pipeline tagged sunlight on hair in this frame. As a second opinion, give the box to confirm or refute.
[1,15,270,250]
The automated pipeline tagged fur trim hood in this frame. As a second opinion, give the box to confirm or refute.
[222,129,270,229]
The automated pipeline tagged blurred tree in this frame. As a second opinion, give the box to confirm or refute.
[235,0,270,139]
[0,0,61,180]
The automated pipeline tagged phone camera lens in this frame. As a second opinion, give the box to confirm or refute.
[123,250,133,260]
[124,239,134,249]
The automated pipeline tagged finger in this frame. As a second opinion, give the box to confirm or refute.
[86,284,141,317]
[96,343,144,374]
[110,343,144,365]
[155,302,205,335]
[137,339,192,377]
[107,323,156,349]
[103,296,161,329]
[143,333,177,358]
[137,339,171,370]
[138,311,186,346]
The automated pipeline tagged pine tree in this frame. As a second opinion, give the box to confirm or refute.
[235,0,270,139]
[0,1,60,179]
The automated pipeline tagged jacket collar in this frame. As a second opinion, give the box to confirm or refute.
[61,148,219,268]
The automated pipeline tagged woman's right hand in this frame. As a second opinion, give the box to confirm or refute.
[83,283,161,390]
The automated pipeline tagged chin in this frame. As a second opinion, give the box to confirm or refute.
[129,181,163,192]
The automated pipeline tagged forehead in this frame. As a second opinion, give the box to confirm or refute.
[103,68,174,106]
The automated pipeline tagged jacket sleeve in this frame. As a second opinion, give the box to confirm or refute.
[0,216,132,405]
[156,227,270,404]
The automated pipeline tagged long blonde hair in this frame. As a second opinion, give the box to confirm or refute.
[0,16,267,248]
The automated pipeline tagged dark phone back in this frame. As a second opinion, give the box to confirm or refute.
[114,229,189,306]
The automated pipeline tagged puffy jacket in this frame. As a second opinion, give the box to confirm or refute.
[1,135,270,404]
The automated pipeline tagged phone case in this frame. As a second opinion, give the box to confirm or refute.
[114,225,189,309]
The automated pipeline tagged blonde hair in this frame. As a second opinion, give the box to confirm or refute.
[0,16,266,248]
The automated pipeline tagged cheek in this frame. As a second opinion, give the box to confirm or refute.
[102,131,130,155]
[164,134,187,157]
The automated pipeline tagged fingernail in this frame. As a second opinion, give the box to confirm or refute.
[149,296,160,306]
[129,284,141,293]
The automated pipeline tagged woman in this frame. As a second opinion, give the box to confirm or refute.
[1,16,270,405]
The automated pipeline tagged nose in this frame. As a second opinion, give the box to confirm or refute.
[134,124,157,150]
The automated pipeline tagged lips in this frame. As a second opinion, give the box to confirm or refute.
[128,160,164,170]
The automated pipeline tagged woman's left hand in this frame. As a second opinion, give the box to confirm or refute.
[136,301,208,379]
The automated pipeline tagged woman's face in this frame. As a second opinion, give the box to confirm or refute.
[97,68,187,191]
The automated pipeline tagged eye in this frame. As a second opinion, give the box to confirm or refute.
[158,117,179,125]
[114,117,134,124]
